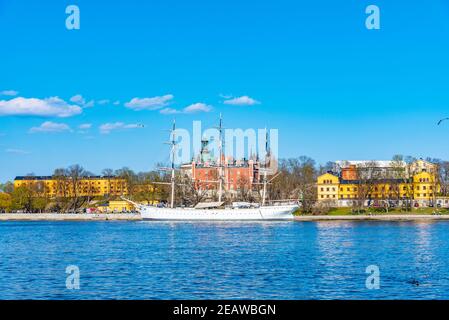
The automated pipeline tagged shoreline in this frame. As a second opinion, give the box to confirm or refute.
[1,213,449,221]
[294,214,449,221]
[0,213,141,221]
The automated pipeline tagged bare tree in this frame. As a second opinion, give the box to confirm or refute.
[53,168,70,212]
[236,175,255,202]
[438,161,449,196]
[67,164,87,212]
[115,167,137,198]
[175,173,208,206]
[353,161,380,213]
[270,156,317,213]
[102,168,115,197]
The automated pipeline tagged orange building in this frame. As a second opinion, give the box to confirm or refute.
[183,159,260,192]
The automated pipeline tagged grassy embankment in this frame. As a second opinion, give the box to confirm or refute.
[294,207,449,216]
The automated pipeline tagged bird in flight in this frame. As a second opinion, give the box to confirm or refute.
[437,118,449,125]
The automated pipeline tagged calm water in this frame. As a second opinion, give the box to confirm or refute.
[1,220,449,299]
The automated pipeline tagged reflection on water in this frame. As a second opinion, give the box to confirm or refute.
[1,221,449,299]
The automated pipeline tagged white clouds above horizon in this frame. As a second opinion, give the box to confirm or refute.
[97,99,110,105]
[0,97,82,118]
[125,94,174,111]
[184,103,212,113]
[223,95,260,106]
[0,90,18,96]
[70,94,95,108]
[99,122,144,134]
[159,102,212,115]
[160,108,180,115]
[29,121,72,133]
[79,123,92,130]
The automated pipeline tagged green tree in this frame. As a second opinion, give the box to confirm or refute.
[32,198,47,213]
[0,192,12,212]
[0,181,14,193]
[11,186,33,212]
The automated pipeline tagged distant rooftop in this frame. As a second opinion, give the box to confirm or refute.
[335,160,406,168]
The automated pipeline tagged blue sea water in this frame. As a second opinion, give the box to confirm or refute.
[0,220,449,300]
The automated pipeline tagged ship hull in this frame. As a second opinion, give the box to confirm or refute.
[139,205,297,221]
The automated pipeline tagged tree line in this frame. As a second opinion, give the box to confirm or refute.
[1,155,449,214]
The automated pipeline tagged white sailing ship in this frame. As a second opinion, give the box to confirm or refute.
[125,116,298,220]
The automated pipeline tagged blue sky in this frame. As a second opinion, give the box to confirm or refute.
[1,0,449,182]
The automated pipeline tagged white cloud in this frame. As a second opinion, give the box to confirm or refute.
[159,103,212,115]
[79,123,92,130]
[219,93,232,99]
[125,94,174,111]
[159,108,180,115]
[0,97,82,118]
[70,94,95,108]
[70,94,85,105]
[84,100,95,108]
[0,90,18,96]
[183,103,212,113]
[113,100,120,105]
[223,95,260,106]
[99,122,144,134]
[98,99,110,105]
[29,121,72,133]
[5,148,30,155]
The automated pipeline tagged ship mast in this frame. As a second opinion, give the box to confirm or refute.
[261,128,269,206]
[217,114,224,203]
[170,120,176,208]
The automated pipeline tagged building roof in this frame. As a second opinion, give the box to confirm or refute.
[14,176,53,181]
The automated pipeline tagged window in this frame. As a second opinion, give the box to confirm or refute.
[332,187,335,192]
[423,186,426,190]
[321,188,324,192]
[332,195,335,198]
[326,188,329,191]
[321,195,324,198]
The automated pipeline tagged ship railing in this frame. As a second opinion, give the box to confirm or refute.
[263,199,300,206]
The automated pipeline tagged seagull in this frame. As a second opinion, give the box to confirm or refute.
[437,118,449,125]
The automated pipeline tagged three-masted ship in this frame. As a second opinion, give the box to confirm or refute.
[125,116,298,220]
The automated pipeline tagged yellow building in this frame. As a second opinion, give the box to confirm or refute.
[413,171,438,201]
[13,176,154,198]
[317,160,440,207]
[317,173,339,201]
[96,200,159,213]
